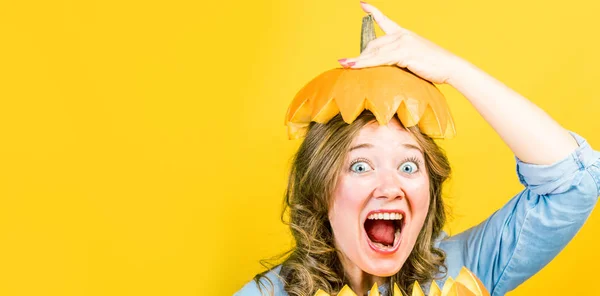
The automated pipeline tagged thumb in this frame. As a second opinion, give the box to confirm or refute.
[359,2,404,35]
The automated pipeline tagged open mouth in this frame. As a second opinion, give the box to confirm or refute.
[364,211,404,253]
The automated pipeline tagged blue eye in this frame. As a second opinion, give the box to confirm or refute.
[350,161,372,173]
[399,161,418,174]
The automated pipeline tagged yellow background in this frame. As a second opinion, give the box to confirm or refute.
[1,0,599,295]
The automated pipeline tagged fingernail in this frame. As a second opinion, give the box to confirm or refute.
[360,1,367,4]
[338,58,347,63]
[347,62,356,67]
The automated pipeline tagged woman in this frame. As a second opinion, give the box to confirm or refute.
[236,2,600,295]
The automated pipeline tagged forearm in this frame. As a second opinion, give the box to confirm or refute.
[448,61,578,165]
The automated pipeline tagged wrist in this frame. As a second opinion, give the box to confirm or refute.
[445,59,480,90]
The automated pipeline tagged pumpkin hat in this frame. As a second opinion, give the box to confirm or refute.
[285,15,456,140]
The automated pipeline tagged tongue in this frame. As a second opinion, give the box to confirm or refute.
[365,220,395,246]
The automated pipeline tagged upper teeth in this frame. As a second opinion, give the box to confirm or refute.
[368,213,403,220]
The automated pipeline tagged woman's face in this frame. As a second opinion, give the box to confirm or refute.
[328,118,430,276]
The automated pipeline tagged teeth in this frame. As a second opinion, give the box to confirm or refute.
[367,213,404,220]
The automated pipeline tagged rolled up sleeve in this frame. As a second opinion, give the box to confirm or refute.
[439,131,600,296]
[516,131,600,197]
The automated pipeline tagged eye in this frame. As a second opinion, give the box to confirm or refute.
[350,161,372,173]
[399,161,419,174]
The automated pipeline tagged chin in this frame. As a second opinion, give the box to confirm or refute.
[361,252,408,277]
[369,268,401,277]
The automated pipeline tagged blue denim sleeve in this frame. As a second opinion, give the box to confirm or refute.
[438,132,600,296]
[234,266,287,296]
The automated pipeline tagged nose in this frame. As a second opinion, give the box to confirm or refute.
[373,169,405,200]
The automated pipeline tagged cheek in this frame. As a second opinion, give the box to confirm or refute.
[406,176,431,215]
[329,177,368,242]
[331,177,371,213]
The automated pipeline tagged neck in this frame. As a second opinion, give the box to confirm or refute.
[337,253,388,295]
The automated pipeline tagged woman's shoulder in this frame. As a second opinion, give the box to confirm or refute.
[234,266,287,296]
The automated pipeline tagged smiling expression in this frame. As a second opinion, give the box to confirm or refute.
[328,118,431,277]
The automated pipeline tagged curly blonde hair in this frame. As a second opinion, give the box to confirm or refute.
[255,111,451,295]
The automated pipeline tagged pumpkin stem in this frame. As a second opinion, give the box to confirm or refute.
[360,14,376,53]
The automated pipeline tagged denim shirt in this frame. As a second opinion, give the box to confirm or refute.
[235,132,600,296]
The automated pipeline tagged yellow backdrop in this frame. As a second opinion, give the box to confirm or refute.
[1,0,599,295]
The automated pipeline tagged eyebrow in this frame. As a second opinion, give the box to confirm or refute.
[349,143,423,153]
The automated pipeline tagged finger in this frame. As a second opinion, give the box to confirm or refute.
[338,40,396,68]
[351,55,396,69]
[359,2,404,34]
[363,34,397,52]
[343,52,395,69]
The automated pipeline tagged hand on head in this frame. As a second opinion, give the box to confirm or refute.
[339,1,468,85]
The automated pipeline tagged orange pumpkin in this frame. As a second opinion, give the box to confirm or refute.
[285,15,456,140]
